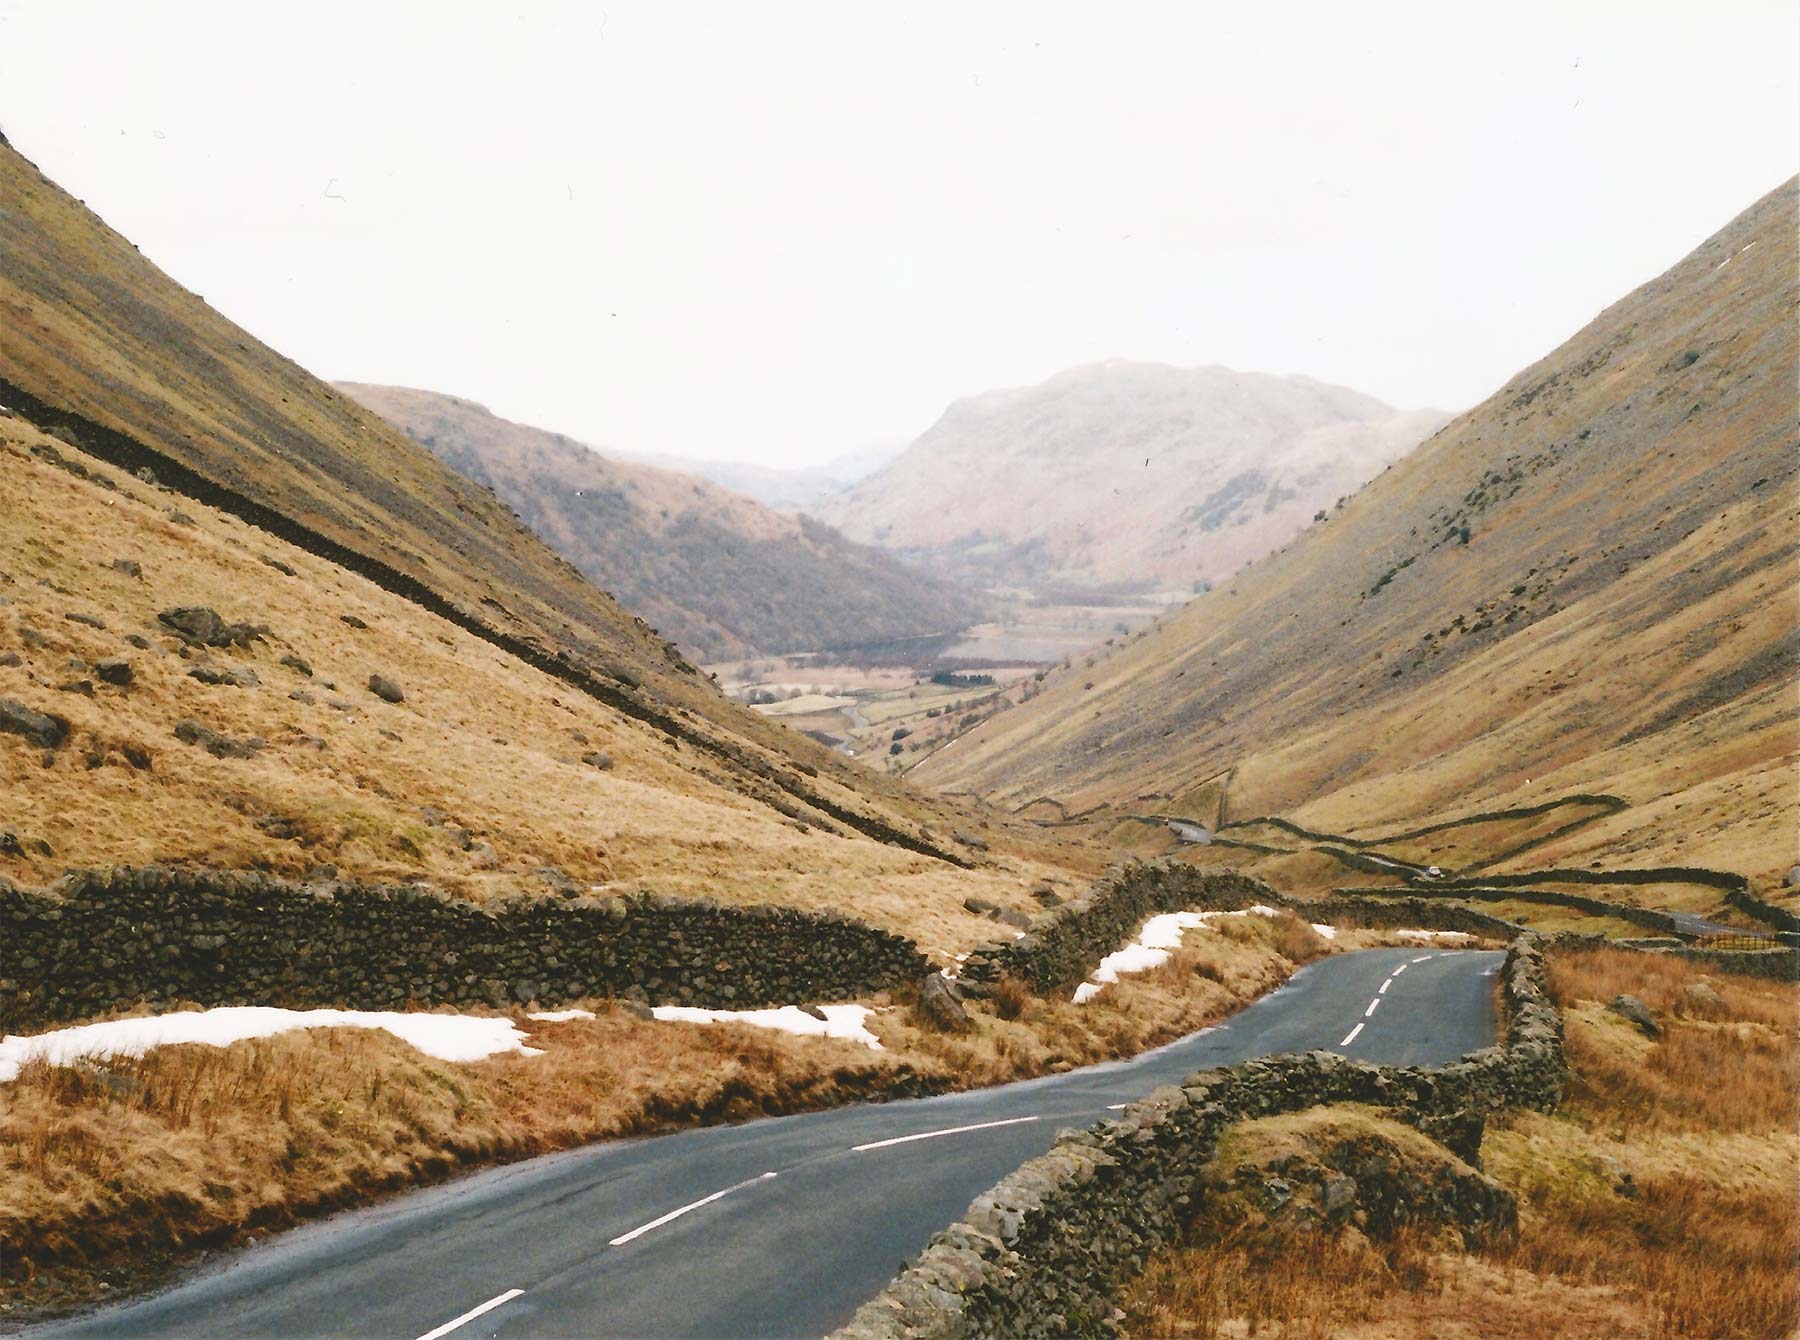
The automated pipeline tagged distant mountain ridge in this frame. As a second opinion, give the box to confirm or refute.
[817,362,1447,593]
[338,384,986,661]
[922,179,1799,890]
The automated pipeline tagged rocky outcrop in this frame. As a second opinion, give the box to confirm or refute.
[834,937,1562,1340]
[0,866,931,1031]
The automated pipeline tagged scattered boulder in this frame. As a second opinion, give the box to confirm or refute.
[617,999,655,1022]
[124,634,152,651]
[165,510,196,526]
[963,896,999,915]
[172,719,263,759]
[57,678,95,697]
[368,673,405,704]
[259,554,297,577]
[95,658,133,686]
[340,614,369,630]
[0,829,55,857]
[993,907,1034,931]
[189,664,260,688]
[280,654,313,677]
[1607,993,1660,1038]
[109,558,142,579]
[0,652,22,668]
[19,626,45,648]
[1684,981,1725,1012]
[1029,884,1063,907]
[917,971,973,1032]
[798,1003,829,1021]
[121,743,152,770]
[65,612,107,630]
[581,751,615,771]
[952,829,990,851]
[534,866,579,896]
[1785,866,1800,889]
[158,606,266,648]
[288,690,315,704]
[0,706,64,760]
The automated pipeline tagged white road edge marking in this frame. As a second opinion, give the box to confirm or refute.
[1364,998,1381,1018]
[414,1288,525,1340]
[1392,963,1408,976]
[1106,1103,1128,1110]
[852,1115,1039,1152]
[1411,954,1433,963]
[609,1172,777,1246]
[1378,977,1395,994]
[1339,1022,1364,1047]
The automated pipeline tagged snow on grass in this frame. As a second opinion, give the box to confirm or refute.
[0,1007,542,1083]
[1311,923,1338,940]
[650,1004,884,1050]
[1392,928,1476,944]
[1072,906,1281,1004]
[526,1008,597,1022]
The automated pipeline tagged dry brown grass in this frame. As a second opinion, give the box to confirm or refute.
[0,422,1073,962]
[0,916,1327,1313]
[1121,948,1799,1339]
[0,1004,918,1306]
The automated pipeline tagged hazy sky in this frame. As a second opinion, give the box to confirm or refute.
[2,2,1795,468]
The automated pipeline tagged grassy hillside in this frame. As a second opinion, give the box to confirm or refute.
[818,361,1445,594]
[922,180,1798,899]
[337,384,987,661]
[0,133,1039,867]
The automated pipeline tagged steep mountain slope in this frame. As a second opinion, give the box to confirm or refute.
[818,363,1446,593]
[0,133,1080,879]
[923,180,1798,896]
[337,384,985,661]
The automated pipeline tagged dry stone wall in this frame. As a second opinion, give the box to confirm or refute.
[835,938,1563,1340]
[955,862,1521,997]
[0,865,929,1031]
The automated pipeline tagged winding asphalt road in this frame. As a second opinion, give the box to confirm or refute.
[35,946,1502,1340]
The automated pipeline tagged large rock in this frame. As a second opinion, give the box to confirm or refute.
[158,606,266,648]
[918,972,973,1032]
[0,697,70,749]
[1607,993,1660,1038]
[172,719,263,759]
[368,673,405,704]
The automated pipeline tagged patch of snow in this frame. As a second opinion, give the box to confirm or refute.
[650,1004,883,1050]
[1071,905,1282,1003]
[0,1007,542,1084]
[1392,929,1476,944]
[527,1008,597,1022]
[1311,923,1337,940]
[1715,238,1758,270]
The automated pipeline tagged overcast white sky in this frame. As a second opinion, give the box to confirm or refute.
[2,2,1795,467]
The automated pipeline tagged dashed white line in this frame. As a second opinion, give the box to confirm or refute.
[1339,1022,1365,1047]
[1378,977,1394,994]
[1106,1103,1129,1110]
[1391,963,1408,976]
[609,1172,777,1246]
[414,1289,525,1340]
[1364,998,1381,1018]
[852,1115,1039,1152]
[1411,954,1433,963]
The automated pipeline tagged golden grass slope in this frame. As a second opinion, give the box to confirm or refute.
[923,179,1799,895]
[0,133,1074,869]
[0,416,1090,960]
